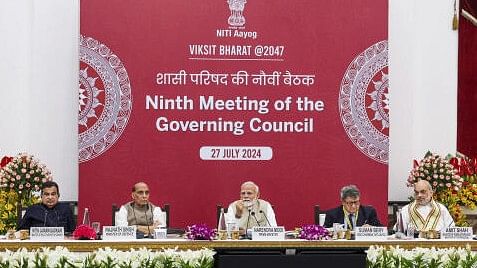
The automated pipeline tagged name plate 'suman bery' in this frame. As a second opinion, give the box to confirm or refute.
[252,226,285,241]
[102,226,137,240]
[355,227,387,240]
[30,227,64,240]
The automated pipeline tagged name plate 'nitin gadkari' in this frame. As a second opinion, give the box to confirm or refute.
[30,227,64,240]
[252,226,285,241]
[355,227,387,240]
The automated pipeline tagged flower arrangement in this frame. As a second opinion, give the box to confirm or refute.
[186,224,216,240]
[0,153,53,196]
[73,224,97,240]
[407,151,470,226]
[450,156,477,183]
[367,245,477,268]
[449,155,477,210]
[0,153,49,233]
[0,155,16,233]
[0,190,18,233]
[299,224,331,240]
[0,246,216,268]
[0,156,13,168]
[407,151,463,192]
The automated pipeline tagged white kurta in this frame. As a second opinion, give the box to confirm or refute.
[400,202,454,231]
[225,199,277,229]
[115,205,166,227]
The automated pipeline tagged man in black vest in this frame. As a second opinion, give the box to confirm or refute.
[324,185,382,229]
[18,181,75,233]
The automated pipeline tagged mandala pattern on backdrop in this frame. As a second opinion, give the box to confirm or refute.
[78,35,132,163]
[339,40,389,164]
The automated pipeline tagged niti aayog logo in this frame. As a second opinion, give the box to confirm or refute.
[227,0,247,27]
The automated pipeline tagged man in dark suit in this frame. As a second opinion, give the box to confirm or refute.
[17,181,75,233]
[324,185,382,229]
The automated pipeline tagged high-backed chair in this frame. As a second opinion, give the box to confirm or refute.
[112,203,170,227]
[314,205,323,225]
[216,204,228,225]
[388,201,407,229]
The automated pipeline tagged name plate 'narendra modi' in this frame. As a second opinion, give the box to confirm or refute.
[252,226,285,241]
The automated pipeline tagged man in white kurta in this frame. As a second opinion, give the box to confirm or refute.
[225,181,277,232]
[400,180,454,232]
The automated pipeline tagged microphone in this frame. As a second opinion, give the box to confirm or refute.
[43,210,49,227]
[259,210,271,226]
[251,211,261,226]
[245,208,251,230]
[144,203,152,238]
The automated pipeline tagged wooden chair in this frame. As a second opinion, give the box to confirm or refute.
[112,203,170,227]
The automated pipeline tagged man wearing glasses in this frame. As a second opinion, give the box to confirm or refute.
[324,185,382,229]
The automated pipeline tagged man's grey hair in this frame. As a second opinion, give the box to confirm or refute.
[340,185,360,200]
[241,181,259,193]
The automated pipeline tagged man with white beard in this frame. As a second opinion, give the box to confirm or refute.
[400,180,454,233]
[226,181,277,233]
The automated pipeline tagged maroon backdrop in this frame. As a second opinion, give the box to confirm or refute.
[457,0,477,157]
[79,0,388,229]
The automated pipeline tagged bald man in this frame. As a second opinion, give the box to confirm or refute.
[115,182,166,236]
[225,181,277,231]
[400,180,454,233]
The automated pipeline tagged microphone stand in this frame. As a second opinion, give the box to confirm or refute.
[259,210,271,226]
[245,209,252,239]
[144,203,152,238]
[251,211,261,226]
[43,211,49,227]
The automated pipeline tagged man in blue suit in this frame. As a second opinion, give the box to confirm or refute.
[324,185,382,229]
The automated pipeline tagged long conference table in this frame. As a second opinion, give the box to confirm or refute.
[1,239,476,268]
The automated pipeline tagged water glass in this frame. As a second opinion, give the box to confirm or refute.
[406,223,415,238]
[319,214,326,226]
[227,222,237,239]
[92,222,101,234]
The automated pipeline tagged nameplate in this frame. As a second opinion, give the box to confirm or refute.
[102,226,137,240]
[154,228,167,239]
[30,227,64,240]
[252,226,285,241]
[355,227,388,240]
[441,227,473,240]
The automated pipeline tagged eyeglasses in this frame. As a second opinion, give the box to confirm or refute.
[343,200,360,206]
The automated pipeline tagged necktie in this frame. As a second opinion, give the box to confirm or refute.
[348,214,355,230]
